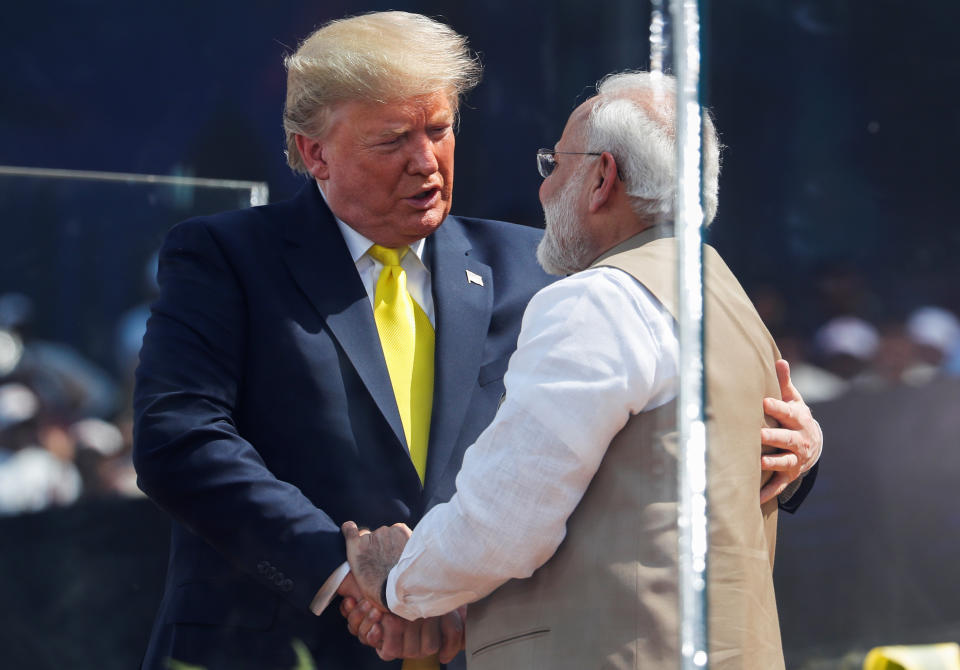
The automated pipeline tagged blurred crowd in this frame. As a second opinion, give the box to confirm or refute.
[750,268,960,404]
[0,282,153,516]
[776,306,960,403]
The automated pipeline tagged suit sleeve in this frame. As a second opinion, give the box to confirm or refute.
[777,462,818,513]
[132,219,345,611]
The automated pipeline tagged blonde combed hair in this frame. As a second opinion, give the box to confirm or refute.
[283,11,482,174]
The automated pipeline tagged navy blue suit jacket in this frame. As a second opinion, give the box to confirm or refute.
[133,182,553,669]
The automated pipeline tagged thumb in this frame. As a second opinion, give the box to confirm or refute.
[342,520,360,541]
[775,359,803,403]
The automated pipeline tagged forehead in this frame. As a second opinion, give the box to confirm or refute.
[330,91,454,132]
[557,98,595,147]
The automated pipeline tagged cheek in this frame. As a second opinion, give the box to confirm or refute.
[438,138,455,173]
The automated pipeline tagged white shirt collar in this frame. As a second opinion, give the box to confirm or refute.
[315,181,426,263]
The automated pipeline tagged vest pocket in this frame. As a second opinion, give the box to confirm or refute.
[471,628,551,657]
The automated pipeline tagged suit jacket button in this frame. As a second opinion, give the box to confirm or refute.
[281,579,293,592]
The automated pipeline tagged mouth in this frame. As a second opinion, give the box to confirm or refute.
[404,187,441,210]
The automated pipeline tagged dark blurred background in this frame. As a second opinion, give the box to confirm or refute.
[1,1,959,668]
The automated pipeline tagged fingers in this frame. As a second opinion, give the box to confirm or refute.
[761,426,803,453]
[356,603,383,646]
[438,610,466,664]
[763,397,799,428]
[378,615,405,661]
[402,618,424,659]
[761,452,800,472]
[775,359,803,403]
[340,596,356,625]
[760,471,791,504]
[416,618,441,659]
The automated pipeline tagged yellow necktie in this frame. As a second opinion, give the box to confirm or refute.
[368,244,434,484]
[368,245,439,670]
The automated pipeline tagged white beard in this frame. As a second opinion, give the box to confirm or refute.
[536,169,594,276]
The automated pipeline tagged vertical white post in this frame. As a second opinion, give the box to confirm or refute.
[668,0,709,668]
[649,0,668,75]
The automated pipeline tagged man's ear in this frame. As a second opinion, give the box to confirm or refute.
[294,134,330,180]
[587,151,620,213]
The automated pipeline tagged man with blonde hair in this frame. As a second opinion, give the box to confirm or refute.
[135,11,552,669]
[135,12,820,670]
[341,70,818,669]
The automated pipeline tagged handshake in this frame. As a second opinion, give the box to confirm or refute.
[337,521,466,663]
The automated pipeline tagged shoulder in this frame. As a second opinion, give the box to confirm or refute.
[446,215,543,254]
[162,186,313,257]
[453,215,543,239]
[529,266,657,310]
[525,267,674,341]
[166,199,283,244]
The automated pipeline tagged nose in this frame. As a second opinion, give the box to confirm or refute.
[406,133,440,175]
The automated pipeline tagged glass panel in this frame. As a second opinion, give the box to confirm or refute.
[0,167,266,513]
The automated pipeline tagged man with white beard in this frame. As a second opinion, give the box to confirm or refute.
[340,70,818,670]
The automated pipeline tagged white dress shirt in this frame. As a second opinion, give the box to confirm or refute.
[309,182,435,615]
[386,266,680,620]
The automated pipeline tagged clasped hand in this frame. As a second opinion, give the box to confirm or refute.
[759,360,824,503]
[337,521,464,662]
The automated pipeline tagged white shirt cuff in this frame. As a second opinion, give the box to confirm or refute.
[309,561,351,615]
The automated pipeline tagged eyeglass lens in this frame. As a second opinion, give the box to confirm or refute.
[537,151,556,178]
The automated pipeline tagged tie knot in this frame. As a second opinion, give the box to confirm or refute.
[368,244,408,267]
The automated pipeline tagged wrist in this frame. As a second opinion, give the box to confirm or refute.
[380,576,391,613]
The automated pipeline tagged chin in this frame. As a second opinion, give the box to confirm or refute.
[423,204,451,228]
[402,210,447,242]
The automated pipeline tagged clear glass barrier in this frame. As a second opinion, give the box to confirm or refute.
[0,166,266,514]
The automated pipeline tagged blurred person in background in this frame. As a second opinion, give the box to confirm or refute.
[814,306,960,393]
[0,381,81,515]
[71,417,140,499]
[905,306,960,380]
[0,291,119,421]
[811,315,880,398]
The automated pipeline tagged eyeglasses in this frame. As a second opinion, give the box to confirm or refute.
[536,148,603,179]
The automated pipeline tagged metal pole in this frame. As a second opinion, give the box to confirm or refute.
[668,0,709,668]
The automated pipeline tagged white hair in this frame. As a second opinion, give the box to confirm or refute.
[283,11,482,174]
[585,71,721,225]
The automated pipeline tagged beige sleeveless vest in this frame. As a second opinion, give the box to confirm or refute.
[465,229,785,670]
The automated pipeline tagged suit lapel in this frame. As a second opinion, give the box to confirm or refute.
[425,216,493,495]
[280,184,408,452]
